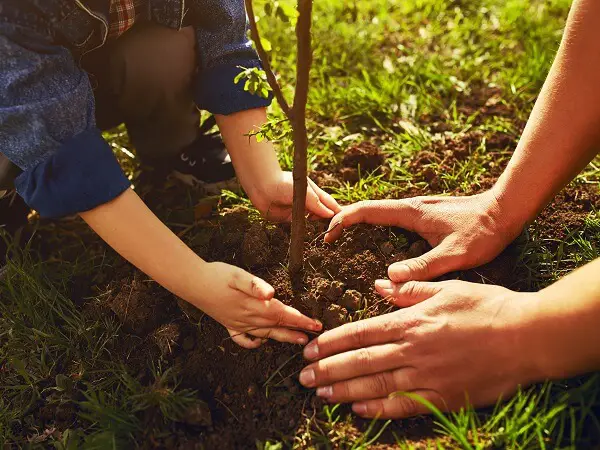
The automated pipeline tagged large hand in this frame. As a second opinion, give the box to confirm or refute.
[193,262,322,349]
[250,172,342,222]
[324,191,523,282]
[298,280,541,418]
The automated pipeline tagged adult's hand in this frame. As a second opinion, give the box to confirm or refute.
[325,190,524,283]
[298,280,543,418]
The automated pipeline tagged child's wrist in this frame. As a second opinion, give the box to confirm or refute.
[244,168,284,200]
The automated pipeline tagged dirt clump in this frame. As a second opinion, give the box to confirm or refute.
[342,142,386,172]
[180,401,213,428]
[323,304,349,329]
[340,289,363,311]
[108,274,171,335]
[314,278,345,303]
[340,167,360,183]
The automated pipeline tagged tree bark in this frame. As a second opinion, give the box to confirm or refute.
[288,0,313,275]
[244,0,313,275]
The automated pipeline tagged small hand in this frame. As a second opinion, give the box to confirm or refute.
[325,191,523,282]
[194,262,323,349]
[250,172,342,222]
[299,280,540,418]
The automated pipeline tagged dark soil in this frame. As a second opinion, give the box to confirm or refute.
[72,209,524,449]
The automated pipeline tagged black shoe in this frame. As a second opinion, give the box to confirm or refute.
[171,116,238,194]
[0,191,29,275]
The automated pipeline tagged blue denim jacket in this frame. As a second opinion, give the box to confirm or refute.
[0,0,270,218]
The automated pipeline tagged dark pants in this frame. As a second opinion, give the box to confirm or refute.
[0,22,199,194]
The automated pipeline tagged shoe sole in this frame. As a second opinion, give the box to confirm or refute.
[171,171,241,195]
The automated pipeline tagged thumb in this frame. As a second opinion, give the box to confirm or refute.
[229,268,275,300]
[388,241,464,282]
[374,280,442,307]
[306,183,336,219]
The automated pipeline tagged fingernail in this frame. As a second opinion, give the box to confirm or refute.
[389,264,410,281]
[313,320,323,331]
[375,279,393,295]
[296,337,308,345]
[353,403,367,415]
[304,343,319,360]
[299,369,315,387]
[316,386,333,398]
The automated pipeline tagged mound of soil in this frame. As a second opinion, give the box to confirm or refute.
[81,207,520,449]
[342,142,386,172]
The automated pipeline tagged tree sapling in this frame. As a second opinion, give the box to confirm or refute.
[243,0,314,275]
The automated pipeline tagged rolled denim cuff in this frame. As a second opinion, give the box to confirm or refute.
[15,128,131,218]
[195,59,273,115]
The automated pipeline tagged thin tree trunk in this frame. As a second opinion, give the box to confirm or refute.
[244,0,313,275]
[288,0,313,275]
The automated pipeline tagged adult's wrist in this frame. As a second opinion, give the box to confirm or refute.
[487,179,537,236]
[498,291,552,386]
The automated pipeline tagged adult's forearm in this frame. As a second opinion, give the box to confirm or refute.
[80,189,206,300]
[493,0,600,227]
[525,258,600,380]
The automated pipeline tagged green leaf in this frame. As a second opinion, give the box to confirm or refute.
[260,36,272,52]
[234,72,245,84]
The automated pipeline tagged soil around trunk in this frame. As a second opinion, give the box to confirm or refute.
[82,209,525,449]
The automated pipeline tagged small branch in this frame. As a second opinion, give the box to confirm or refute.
[245,0,293,118]
[292,0,313,118]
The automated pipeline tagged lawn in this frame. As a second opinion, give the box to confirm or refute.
[1,0,600,448]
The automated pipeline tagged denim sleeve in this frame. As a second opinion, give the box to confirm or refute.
[192,0,272,115]
[0,22,131,218]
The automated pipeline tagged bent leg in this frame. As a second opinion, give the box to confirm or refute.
[86,23,199,162]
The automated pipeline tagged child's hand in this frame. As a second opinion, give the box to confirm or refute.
[194,262,323,349]
[81,189,321,350]
[250,171,342,222]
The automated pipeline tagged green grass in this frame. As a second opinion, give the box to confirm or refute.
[3,0,600,448]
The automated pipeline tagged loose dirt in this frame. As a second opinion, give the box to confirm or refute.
[73,208,523,449]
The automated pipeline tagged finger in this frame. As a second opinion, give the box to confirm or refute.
[374,280,443,307]
[299,342,408,388]
[228,329,264,349]
[352,390,443,419]
[308,178,342,214]
[310,367,418,403]
[306,183,335,219]
[247,327,310,346]
[303,313,401,361]
[388,240,465,282]
[324,199,419,244]
[229,268,275,300]
[250,298,323,332]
